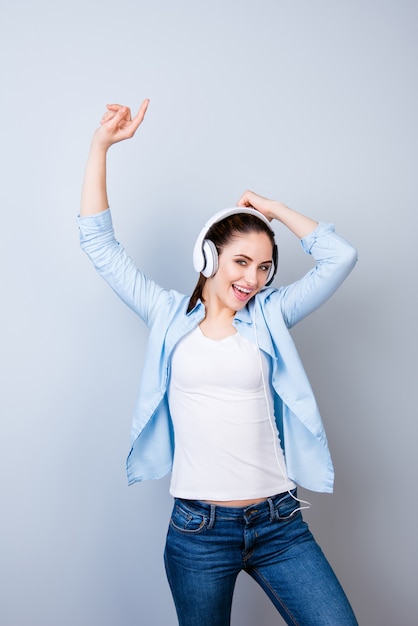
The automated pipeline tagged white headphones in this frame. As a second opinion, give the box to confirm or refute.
[193,207,278,286]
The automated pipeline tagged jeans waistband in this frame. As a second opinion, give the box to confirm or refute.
[175,489,298,527]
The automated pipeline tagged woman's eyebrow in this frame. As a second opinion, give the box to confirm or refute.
[234,253,272,264]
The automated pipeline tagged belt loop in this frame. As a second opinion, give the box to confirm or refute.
[267,497,276,522]
[207,504,216,529]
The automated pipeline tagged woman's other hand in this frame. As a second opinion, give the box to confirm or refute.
[237,190,280,222]
[80,99,149,216]
[237,190,318,239]
[93,99,150,151]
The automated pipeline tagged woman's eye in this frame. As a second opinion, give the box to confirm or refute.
[260,264,270,272]
[236,259,247,266]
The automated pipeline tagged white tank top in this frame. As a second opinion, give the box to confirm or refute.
[168,326,295,500]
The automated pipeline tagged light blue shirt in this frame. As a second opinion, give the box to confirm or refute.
[78,209,357,493]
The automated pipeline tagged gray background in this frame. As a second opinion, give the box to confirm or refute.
[1,0,416,624]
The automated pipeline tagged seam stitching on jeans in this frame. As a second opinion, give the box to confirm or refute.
[251,566,299,626]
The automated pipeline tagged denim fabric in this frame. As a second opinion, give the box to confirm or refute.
[164,491,358,626]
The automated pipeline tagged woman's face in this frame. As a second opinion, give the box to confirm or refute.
[203,231,273,313]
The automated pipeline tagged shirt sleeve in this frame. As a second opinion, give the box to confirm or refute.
[275,222,358,328]
[77,209,169,327]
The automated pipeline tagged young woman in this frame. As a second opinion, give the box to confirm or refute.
[79,100,358,625]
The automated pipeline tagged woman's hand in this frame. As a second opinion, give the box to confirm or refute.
[237,190,279,222]
[237,189,318,239]
[92,99,150,151]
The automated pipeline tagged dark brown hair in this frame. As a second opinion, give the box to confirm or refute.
[187,213,275,313]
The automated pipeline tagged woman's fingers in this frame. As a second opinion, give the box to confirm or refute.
[106,103,129,113]
[131,98,150,130]
[100,110,116,124]
[100,100,149,133]
[237,190,257,208]
[95,100,150,147]
[236,190,275,221]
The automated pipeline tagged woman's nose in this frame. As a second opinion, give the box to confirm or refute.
[244,265,258,285]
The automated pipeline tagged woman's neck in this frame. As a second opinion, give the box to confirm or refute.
[199,306,237,340]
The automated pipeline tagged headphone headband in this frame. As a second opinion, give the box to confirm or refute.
[193,206,278,285]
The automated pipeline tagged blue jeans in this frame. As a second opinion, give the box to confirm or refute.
[164,491,358,626]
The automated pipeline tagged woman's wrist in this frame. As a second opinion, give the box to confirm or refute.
[270,202,318,239]
[89,133,112,156]
[268,200,291,223]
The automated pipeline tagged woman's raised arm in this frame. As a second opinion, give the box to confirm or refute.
[237,189,318,239]
[80,100,149,217]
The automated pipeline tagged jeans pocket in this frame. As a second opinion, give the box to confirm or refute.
[276,493,302,521]
[169,501,208,534]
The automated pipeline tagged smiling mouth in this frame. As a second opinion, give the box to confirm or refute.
[232,284,253,300]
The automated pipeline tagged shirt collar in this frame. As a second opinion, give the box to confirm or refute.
[234,304,253,324]
[186,299,204,316]
[186,299,254,324]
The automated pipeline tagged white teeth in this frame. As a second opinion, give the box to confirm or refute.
[234,285,251,294]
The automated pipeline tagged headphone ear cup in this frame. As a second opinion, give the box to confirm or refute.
[201,239,218,278]
[265,244,278,286]
[266,264,274,286]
